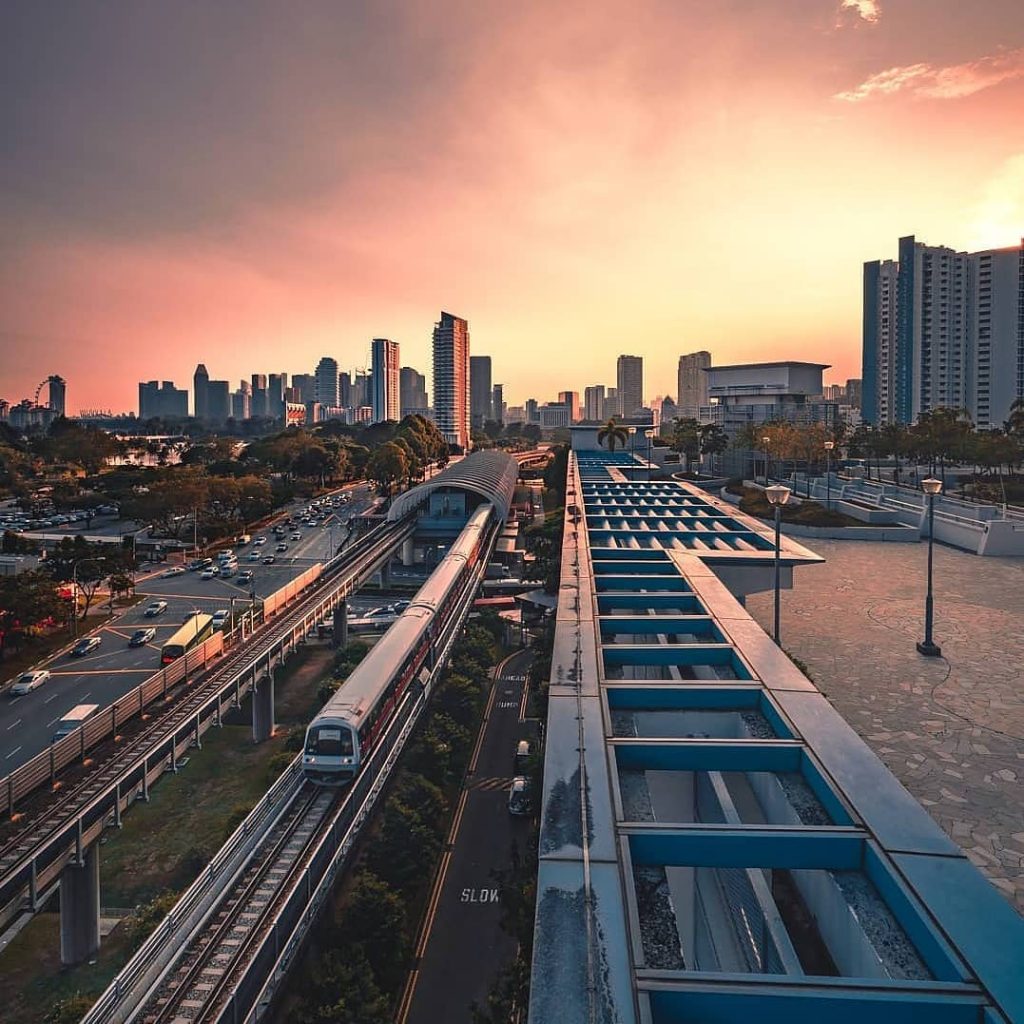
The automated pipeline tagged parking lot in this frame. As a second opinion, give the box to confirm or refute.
[0,484,375,773]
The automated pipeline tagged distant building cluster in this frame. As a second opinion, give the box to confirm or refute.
[862,235,1024,428]
[0,375,66,430]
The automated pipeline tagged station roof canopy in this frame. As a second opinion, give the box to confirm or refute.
[386,450,519,522]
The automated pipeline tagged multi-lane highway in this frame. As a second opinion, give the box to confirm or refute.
[0,484,375,773]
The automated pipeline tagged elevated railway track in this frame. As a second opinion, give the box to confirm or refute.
[0,514,415,937]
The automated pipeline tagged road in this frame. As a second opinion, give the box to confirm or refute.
[400,648,536,1024]
[0,484,375,772]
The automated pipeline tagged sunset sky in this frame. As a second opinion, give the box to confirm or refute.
[2,0,1023,414]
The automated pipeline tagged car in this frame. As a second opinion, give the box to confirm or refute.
[9,669,51,696]
[262,554,276,564]
[247,551,261,561]
[290,532,301,540]
[508,776,531,816]
[237,571,253,584]
[128,627,156,647]
[188,557,213,571]
[211,609,229,629]
[70,636,102,657]
[219,563,238,577]
[200,567,217,580]
[144,600,168,617]
[254,536,267,546]
[389,600,410,613]
[276,542,288,552]
[161,566,186,578]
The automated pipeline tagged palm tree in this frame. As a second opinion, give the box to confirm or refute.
[597,418,629,452]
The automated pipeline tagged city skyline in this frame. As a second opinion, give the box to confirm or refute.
[3,2,1023,413]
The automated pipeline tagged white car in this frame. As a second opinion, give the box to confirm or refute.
[254,536,267,546]
[161,566,186,578]
[211,609,229,629]
[200,568,217,580]
[247,551,261,561]
[144,600,168,617]
[9,670,51,696]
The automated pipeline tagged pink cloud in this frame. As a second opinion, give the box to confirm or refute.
[836,47,1024,101]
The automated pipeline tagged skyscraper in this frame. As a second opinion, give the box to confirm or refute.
[139,381,188,420]
[400,367,429,415]
[206,380,230,423]
[250,374,268,419]
[339,372,352,410]
[291,373,316,404]
[371,338,400,423]
[268,374,287,420]
[492,384,505,425]
[193,363,209,420]
[616,355,643,417]
[557,391,580,422]
[315,357,339,409]
[584,385,605,421]
[677,351,711,419]
[46,376,66,418]
[603,387,619,420]
[470,355,492,427]
[433,311,470,450]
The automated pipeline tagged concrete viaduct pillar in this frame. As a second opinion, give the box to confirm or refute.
[332,604,348,649]
[60,844,100,965]
[401,536,415,566]
[252,672,275,743]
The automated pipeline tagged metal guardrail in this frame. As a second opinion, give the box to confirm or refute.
[0,516,415,932]
[83,515,497,1024]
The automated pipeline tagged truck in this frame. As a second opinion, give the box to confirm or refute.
[52,703,100,743]
[234,533,252,547]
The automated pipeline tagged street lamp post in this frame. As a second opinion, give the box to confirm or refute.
[765,485,791,647]
[628,426,637,471]
[761,436,771,488]
[916,478,943,657]
[645,429,654,482]
[824,440,835,509]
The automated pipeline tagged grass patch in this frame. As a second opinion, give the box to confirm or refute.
[0,913,135,1024]
[733,486,879,528]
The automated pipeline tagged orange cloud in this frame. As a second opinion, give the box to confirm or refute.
[836,47,1024,101]
[839,0,881,24]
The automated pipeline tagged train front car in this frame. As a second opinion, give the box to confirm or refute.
[303,716,360,783]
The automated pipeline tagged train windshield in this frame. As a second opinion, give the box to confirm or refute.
[306,725,354,757]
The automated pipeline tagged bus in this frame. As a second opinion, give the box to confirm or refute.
[161,613,215,664]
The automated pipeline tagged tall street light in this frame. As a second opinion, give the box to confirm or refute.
[628,426,637,477]
[645,428,655,482]
[765,484,791,647]
[761,435,771,488]
[824,440,835,509]
[916,477,943,657]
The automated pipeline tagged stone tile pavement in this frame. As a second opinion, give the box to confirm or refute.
[746,540,1024,914]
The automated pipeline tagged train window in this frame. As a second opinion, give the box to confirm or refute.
[306,725,353,757]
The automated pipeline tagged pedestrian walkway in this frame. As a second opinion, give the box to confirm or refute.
[747,539,1024,911]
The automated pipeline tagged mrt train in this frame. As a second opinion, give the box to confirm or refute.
[303,504,494,784]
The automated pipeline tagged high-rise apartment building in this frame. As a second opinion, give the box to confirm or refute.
[470,355,492,427]
[371,338,400,423]
[399,367,429,415]
[969,242,1024,430]
[193,363,209,420]
[557,391,580,422]
[616,355,643,417]
[863,236,1023,427]
[845,378,863,410]
[46,376,66,418]
[584,385,605,421]
[139,380,188,420]
[603,388,619,420]
[315,357,339,409]
[433,311,470,450]
[677,351,711,419]
[525,398,539,424]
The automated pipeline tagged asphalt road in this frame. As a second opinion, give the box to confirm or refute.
[0,483,375,773]
[401,648,537,1024]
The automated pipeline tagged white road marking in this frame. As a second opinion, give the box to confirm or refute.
[44,693,60,704]
[5,747,21,760]
[47,717,60,728]
[6,718,22,731]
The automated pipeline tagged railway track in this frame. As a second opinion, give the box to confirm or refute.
[139,783,336,1024]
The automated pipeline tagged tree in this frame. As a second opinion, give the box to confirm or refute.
[669,417,701,472]
[0,571,64,659]
[699,423,729,475]
[597,418,629,452]
[366,441,409,497]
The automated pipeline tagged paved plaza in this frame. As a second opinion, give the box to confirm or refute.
[747,539,1024,913]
